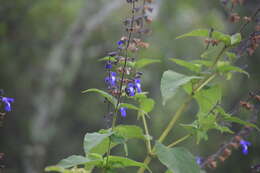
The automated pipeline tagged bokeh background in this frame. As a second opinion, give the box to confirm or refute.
[0,0,260,173]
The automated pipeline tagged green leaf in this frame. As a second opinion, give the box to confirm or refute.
[104,156,151,172]
[114,125,145,140]
[57,155,101,169]
[135,58,161,69]
[84,131,113,155]
[161,70,200,105]
[155,142,200,173]
[191,60,213,67]
[216,62,249,77]
[177,29,231,45]
[200,43,225,59]
[170,58,201,73]
[119,103,140,111]
[231,33,242,45]
[193,85,222,116]
[139,97,155,113]
[217,107,259,130]
[82,88,117,107]
[45,166,69,173]
[99,56,117,62]
[176,29,209,39]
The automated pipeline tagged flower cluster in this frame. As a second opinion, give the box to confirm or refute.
[103,0,153,118]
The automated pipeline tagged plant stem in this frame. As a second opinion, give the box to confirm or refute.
[158,97,192,143]
[142,114,152,153]
[105,1,136,169]
[167,134,191,148]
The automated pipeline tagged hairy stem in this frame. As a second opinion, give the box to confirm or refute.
[142,114,152,153]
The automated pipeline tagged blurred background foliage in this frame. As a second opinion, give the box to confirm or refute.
[0,0,259,173]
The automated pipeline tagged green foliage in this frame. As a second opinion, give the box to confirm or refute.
[160,70,200,105]
[57,155,100,169]
[103,156,151,171]
[84,130,114,155]
[170,58,202,73]
[82,89,117,107]
[135,58,161,69]
[216,61,249,77]
[155,142,200,173]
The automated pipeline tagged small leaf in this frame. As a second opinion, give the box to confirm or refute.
[155,142,200,173]
[200,43,225,59]
[82,88,117,107]
[57,155,101,169]
[225,52,237,61]
[177,29,231,45]
[135,58,161,69]
[84,131,113,155]
[119,103,140,111]
[104,156,151,172]
[139,98,155,113]
[217,62,249,77]
[170,58,201,73]
[161,70,200,105]
[99,56,117,62]
[231,33,242,45]
[176,29,209,39]
[45,166,68,173]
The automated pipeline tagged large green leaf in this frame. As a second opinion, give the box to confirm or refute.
[119,103,140,111]
[57,155,101,169]
[114,125,145,140]
[84,131,113,155]
[85,126,145,157]
[135,58,161,69]
[170,58,201,73]
[193,85,222,116]
[161,70,200,105]
[82,88,117,107]
[155,142,200,173]
[104,156,151,172]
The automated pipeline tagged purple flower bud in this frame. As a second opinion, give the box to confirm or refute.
[125,83,135,96]
[120,107,127,117]
[117,40,124,46]
[1,97,14,112]
[240,140,251,155]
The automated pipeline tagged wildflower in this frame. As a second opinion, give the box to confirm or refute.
[240,140,251,155]
[134,78,142,93]
[105,72,117,87]
[196,156,202,165]
[125,83,135,96]
[117,40,124,49]
[120,107,127,117]
[1,97,14,112]
[105,61,112,69]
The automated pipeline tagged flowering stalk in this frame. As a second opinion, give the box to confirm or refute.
[200,90,260,169]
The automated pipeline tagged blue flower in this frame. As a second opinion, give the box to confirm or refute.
[240,140,251,155]
[195,156,202,165]
[105,72,117,87]
[134,78,142,93]
[125,83,135,96]
[105,61,112,69]
[1,97,14,112]
[117,40,124,46]
[120,107,127,117]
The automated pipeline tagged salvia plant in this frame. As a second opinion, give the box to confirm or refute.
[45,0,260,173]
